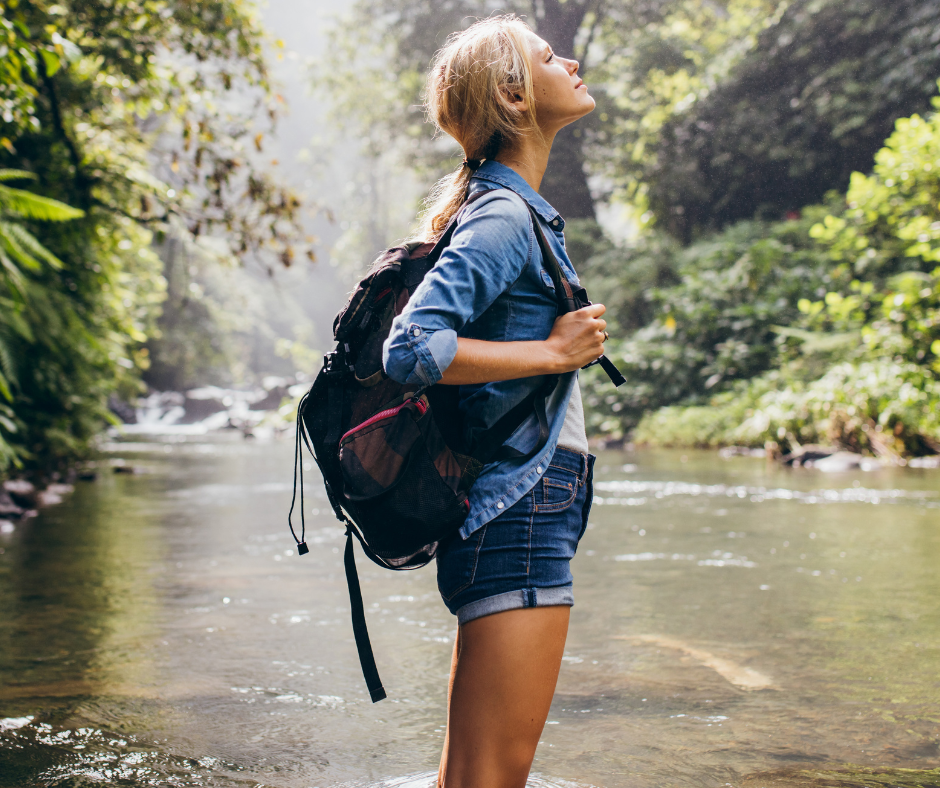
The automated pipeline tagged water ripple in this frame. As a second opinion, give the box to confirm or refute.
[594,479,938,506]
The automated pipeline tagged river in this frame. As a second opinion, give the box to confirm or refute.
[1,434,939,787]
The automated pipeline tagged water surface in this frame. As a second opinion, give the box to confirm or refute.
[1,437,939,787]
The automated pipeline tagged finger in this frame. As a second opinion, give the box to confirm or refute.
[581,303,606,318]
[596,318,607,333]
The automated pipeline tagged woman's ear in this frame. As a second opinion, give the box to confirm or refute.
[498,85,528,113]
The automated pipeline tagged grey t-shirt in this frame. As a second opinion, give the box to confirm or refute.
[557,376,589,454]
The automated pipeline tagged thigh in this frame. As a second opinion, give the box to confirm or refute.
[439,606,569,788]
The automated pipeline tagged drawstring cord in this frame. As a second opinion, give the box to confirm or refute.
[288,390,310,555]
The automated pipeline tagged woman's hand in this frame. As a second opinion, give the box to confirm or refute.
[437,303,607,385]
[545,303,607,373]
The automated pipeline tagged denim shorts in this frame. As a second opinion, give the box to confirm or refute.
[436,447,595,624]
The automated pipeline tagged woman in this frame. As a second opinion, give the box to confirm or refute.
[382,15,606,788]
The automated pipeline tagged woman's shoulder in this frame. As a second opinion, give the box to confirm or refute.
[462,185,531,228]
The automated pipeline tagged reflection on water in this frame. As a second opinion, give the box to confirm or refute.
[1,437,939,787]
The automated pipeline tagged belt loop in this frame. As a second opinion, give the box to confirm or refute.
[579,452,587,486]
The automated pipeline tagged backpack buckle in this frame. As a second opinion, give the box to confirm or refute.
[323,350,350,377]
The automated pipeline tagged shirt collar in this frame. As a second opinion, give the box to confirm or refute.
[471,160,565,230]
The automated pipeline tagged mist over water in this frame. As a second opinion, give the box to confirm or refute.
[1,436,939,786]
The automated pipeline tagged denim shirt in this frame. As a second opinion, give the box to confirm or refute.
[382,160,580,539]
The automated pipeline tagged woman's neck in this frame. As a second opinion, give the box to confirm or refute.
[494,130,555,193]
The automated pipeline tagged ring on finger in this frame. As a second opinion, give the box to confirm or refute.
[603,331,610,342]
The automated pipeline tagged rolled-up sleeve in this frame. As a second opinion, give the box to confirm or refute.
[383,190,531,386]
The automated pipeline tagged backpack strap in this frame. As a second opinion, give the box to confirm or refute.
[292,389,389,702]
[527,206,626,387]
[469,198,626,464]
[469,375,556,464]
[343,531,387,702]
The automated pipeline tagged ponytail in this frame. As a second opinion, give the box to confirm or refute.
[410,16,538,242]
[411,163,474,242]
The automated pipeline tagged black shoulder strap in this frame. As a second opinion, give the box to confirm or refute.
[291,390,388,702]
[527,206,626,388]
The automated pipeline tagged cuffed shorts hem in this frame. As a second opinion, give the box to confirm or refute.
[455,584,574,625]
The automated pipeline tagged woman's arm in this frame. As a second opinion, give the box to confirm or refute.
[438,303,607,385]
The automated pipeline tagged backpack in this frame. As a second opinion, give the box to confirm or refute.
[288,189,624,702]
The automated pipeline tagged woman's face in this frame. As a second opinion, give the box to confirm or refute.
[525,31,595,134]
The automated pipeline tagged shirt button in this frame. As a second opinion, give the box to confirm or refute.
[496,501,504,509]
[552,218,560,227]
[536,465,543,474]
[412,327,420,337]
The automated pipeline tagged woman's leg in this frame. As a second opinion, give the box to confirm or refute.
[437,605,570,788]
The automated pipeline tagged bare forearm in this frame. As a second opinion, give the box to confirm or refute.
[436,305,608,386]
[438,338,561,385]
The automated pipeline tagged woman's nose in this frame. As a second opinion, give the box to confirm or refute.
[567,58,580,75]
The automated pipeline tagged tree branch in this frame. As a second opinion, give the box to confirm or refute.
[38,55,91,209]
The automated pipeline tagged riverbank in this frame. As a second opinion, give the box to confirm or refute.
[627,359,940,466]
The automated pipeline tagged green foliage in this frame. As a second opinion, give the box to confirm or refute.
[0,0,306,477]
[314,0,675,222]
[616,89,940,457]
[636,361,940,456]
[635,0,940,240]
[0,168,133,472]
[313,0,939,242]
[802,93,940,371]
[581,208,833,437]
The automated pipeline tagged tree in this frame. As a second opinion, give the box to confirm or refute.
[637,0,940,240]
[0,0,310,475]
[0,169,86,471]
[317,0,674,221]
[317,0,810,235]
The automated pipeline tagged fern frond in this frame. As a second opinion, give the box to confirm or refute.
[4,222,65,269]
[0,368,12,402]
[0,333,18,395]
[0,221,42,271]
[0,248,29,299]
[0,182,85,222]
[0,169,37,183]
[0,299,35,342]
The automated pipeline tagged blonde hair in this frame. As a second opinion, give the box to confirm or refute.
[412,15,540,242]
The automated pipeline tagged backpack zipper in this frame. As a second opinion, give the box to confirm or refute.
[340,396,427,444]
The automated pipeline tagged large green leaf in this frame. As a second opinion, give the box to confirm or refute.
[0,181,85,221]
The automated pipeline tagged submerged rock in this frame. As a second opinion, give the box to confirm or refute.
[780,445,837,467]
[0,480,75,514]
[3,480,36,508]
[812,451,868,472]
[0,490,24,518]
[718,446,767,459]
